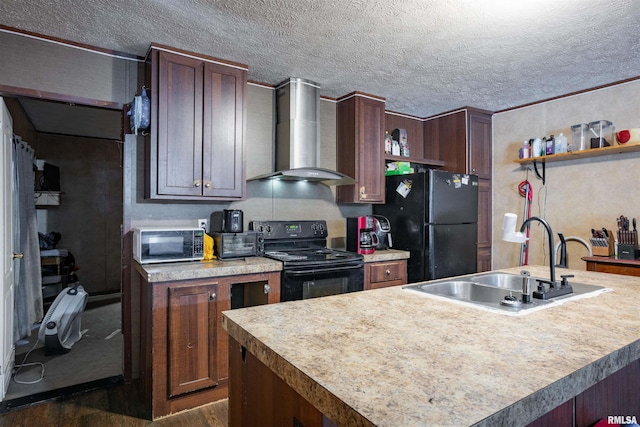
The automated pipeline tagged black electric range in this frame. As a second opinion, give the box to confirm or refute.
[249,220,364,301]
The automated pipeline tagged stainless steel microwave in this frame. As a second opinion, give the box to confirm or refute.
[133,227,205,264]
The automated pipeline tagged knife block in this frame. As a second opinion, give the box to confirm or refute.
[591,234,615,257]
[618,244,639,260]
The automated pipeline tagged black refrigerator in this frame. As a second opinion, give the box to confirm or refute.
[373,170,479,283]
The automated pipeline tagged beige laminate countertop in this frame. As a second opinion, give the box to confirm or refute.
[134,256,282,283]
[361,249,410,263]
[222,266,640,426]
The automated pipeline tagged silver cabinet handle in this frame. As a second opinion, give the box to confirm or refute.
[204,183,211,188]
[209,292,216,301]
[194,181,201,188]
[263,284,270,294]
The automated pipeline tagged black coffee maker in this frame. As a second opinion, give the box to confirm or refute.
[210,209,243,233]
[373,215,392,250]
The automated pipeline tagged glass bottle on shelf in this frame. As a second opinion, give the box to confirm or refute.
[400,140,410,157]
[391,138,400,156]
[384,131,392,154]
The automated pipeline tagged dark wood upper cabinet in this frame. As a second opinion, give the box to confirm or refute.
[423,108,492,178]
[146,45,247,200]
[467,109,492,180]
[424,110,466,173]
[336,92,386,204]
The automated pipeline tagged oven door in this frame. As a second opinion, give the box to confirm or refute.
[281,262,364,302]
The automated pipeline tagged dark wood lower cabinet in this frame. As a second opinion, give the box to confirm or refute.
[140,271,280,419]
[583,256,640,277]
[167,284,220,397]
[229,337,324,427]
[526,400,574,427]
[528,359,640,427]
[141,277,230,419]
[575,359,640,426]
[363,259,407,290]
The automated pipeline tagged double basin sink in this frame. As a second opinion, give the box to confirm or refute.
[403,272,607,315]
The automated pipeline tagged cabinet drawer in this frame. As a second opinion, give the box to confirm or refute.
[365,260,407,290]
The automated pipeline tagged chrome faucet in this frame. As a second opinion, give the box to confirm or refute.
[519,216,556,286]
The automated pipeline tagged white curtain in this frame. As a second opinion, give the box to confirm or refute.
[12,136,43,341]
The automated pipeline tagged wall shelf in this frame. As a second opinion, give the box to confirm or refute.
[385,154,445,167]
[514,143,640,165]
[34,191,62,206]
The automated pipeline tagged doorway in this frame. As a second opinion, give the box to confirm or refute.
[1,96,124,407]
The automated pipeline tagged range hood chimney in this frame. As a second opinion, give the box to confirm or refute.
[249,78,355,185]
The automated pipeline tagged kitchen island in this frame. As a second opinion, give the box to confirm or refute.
[222,266,640,426]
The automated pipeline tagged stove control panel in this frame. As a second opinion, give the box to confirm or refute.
[249,220,328,240]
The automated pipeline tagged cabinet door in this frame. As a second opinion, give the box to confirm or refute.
[202,62,246,198]
[157,51,204,197]
[167,283,219,397]
[477,179,492,272]
[575,359,640,426]
[336,94,385,203]
[358,96,385,202]
[424,111,466,173]
[467,110,492,179]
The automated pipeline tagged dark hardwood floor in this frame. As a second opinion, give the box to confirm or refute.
[0,380,228,427]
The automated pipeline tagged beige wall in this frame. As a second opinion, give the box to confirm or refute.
[492,80,640,271]
[0,31,139,105]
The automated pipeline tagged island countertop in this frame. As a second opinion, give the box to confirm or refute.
[222,266,640,426]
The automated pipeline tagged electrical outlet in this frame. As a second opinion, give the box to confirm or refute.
[197,218,208,231]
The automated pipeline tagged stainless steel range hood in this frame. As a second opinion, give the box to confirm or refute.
[248,78,355,186]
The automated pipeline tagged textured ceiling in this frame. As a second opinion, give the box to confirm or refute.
[1,0,640,118]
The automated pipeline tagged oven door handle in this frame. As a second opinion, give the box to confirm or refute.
[284,264,363,276]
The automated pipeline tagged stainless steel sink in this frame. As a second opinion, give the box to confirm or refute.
[466,272,534,291]
[417,280,521,304]
[403,272,607,314]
